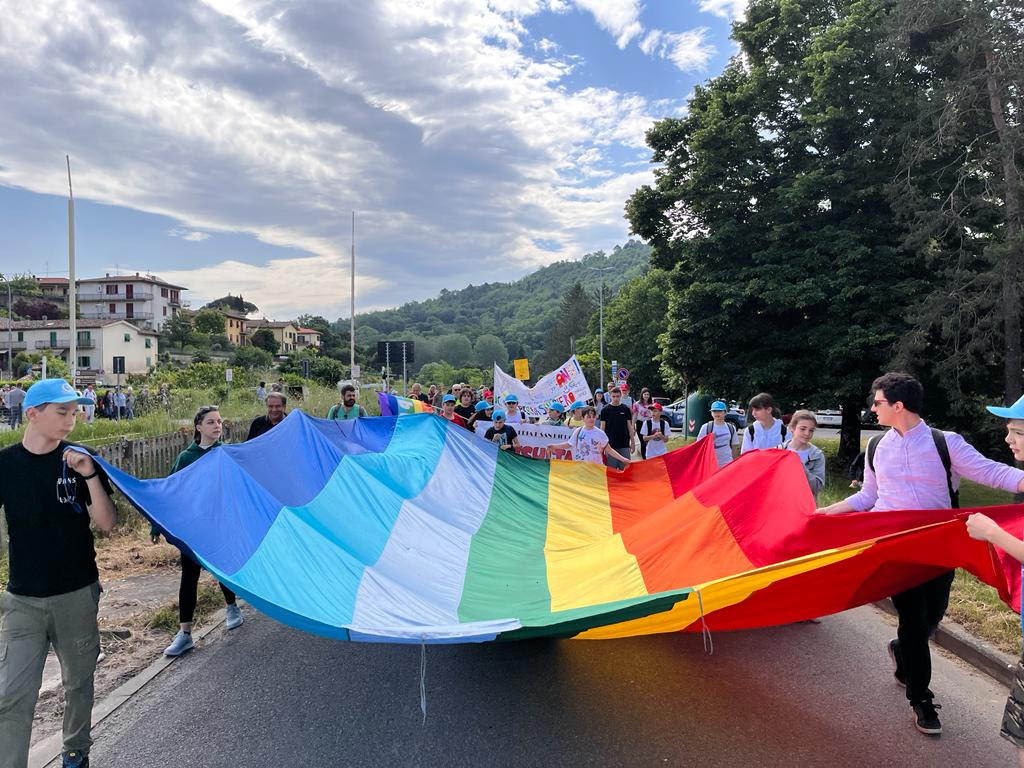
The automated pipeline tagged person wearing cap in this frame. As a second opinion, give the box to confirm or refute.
[484,409,519,451]
[547,406,632,467]
[818,372,1024,737]
[466,400,493,431]
[0,379,117,768]
[697,400,740,468]
[502,394,525,424]
[438,394,467,428]
[637,402,671,459]
[6,382,26,428]
[541,402,565,427]
[566,400,587,428]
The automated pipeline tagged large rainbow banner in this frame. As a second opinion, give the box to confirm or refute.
[96,412,1024,643]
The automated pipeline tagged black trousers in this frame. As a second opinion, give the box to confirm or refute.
[179,551,236,623]
[891,570,955,703]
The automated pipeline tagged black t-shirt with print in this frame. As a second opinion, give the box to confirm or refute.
[600,404,633,446]
[454,404,475,421]
[0,441,113,597]
[484,425,518,449]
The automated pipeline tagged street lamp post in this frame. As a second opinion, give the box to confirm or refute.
[0,273,11,379]
[587,265,615,391]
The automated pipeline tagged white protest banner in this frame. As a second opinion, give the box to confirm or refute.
[492,355,592,418]
[475,422,577,460]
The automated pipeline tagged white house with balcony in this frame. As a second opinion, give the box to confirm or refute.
[0,318,159,380]
[76,273,186,331]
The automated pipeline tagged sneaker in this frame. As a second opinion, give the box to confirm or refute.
[911,700,942,735]
[62,751,89,768]
[887,639,906,687]
[164,629,194,657]
[225,603,244,630]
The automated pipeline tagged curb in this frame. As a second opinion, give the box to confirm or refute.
[28,608,227,768]
[873,599,1017,688]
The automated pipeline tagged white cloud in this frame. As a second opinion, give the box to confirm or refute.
[168,227,210,242]
[698,0,747,19]
[639,28,715,72]
[0,0,692,318]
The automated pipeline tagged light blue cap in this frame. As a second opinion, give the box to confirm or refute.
[504,394,518,403]
[442,394,456,403]
[492,409,507,421]
[568,400,584,410]
[987,394,1024,420]
[474,400,493,412]
[548,402,565,414]
[24,379,91,409]
[711,400,727,411]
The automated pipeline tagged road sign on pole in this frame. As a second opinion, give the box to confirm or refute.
[617,367,630,381]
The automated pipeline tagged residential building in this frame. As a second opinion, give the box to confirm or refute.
[0,318,159,380]
[219,309,249,346]
[35,277,70,304]
[76,273,186,332]
[295,327,322,351]
[244,319,299,353]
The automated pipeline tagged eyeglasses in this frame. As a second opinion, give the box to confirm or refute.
[57,460,85,515]
[872,399,889,407]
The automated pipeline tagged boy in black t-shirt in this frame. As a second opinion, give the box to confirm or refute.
[0,379,117,768]
[483,409,520,451]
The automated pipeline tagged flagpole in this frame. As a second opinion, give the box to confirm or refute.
[350,211,356,378]
[67,156,77,385]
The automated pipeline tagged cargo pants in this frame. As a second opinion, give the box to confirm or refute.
[0,582,101,768]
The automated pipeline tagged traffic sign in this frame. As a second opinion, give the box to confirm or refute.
[617,367,630,380]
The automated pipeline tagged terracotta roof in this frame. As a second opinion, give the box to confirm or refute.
[218,309,249,319]
[0,318,158,334]
[36,277,69,285]
[296,328,321,335]
[245,320,296,329]
[76,273,187,290]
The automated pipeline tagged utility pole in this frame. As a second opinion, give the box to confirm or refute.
[67,156,78,385]
[350,211,356,378]
[1,274,11,378]
[587,265,615,391]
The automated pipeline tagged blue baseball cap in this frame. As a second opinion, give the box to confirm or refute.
[492,409,507,421]
[442,394,456,403]
[548,402,565,414]
[474,400,493,412]
[595,388,603,393]
[24,378,91,409]
[568,400,584,411]
[711,400,727,411]
[987,394,1024,420]
[504,394,518,403]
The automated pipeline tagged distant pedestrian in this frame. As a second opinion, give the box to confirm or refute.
[125,388,135,420]
[633,389,655,458]
[82,384,96,424]
[256,382,267,402]
[411,382,430,403]
[818,372,1024,736]
[502,394,525,425]
[327,384,366,420]
[782,410,825,499]
[696,401,739,468]
[593,388,605,418]
[454,389,476,422]
[113,387,127,420]
[152,406,243,657]
[6,382,25,428]
[740,393,787,453]
[599,386,636,470]
[247,392,287,440]
[0,379,116,768]
[638,402,671,459]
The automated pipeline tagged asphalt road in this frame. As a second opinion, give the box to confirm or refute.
[79,605,1015,768]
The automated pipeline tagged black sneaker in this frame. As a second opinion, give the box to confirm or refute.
[887,639,906,687]
[62,751,89,768]
[911,700,942,735]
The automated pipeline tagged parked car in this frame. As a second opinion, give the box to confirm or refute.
[662,398,746,431]
[814,409,842,427]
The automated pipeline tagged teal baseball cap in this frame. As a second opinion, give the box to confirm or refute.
[504,394,518,403]
[492,409,507,421]
[548,402,565,414]
[24,378,91,409]
[442,394,456,403]
[711,400,727,411]
[474,400,493,412]
[987,394,1024,420]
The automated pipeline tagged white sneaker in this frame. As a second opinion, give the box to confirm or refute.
[164,630,194,656]
[225,603,244,630]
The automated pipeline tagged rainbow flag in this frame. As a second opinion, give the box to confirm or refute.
[95,412,1024,643]
[378,392,433,416]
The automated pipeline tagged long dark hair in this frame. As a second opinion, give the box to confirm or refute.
[640,388,652,404]
[193,405,220,443]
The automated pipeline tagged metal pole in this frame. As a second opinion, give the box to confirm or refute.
[67,156,78,385]
[385,343,390,392]
[3,276,11,378]
[599,281,604,391]
[350,211,356,376]
[402,342,407,396]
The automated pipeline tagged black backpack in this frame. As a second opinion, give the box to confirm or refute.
[866,428,959,508]
[703,421,736,443]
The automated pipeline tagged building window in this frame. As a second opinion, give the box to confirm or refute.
[146,357,152,368]
[105,285,119,294]
[145,338,152,348]
[124,333,131,342]
[109,303,116,314]
[16,331,23,342]
[163,306,167,316]
[78,356,91,368]
[161,288,169,298]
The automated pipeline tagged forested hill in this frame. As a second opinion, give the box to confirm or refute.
[350,240,651,359]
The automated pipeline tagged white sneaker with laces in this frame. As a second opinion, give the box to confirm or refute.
[164,630,194,657]
[225,603,244,630]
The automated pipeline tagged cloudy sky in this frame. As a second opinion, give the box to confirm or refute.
[0,0,741,321]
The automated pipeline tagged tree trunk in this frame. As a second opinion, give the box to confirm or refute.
[838,394,864,467]
[985,50,1024,403]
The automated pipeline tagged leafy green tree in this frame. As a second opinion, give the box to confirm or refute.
[231,345,272,370]
[535,282,595,376]
[434,333,473,368]
[193,309,226,336]
[13,299,63,320]
[203,294,258,315]
[163,312,194,348]
[472,334,509,370]
[626,0,927,462]
[600,270,671,395]
[250,329,280,354]
[417,361,456,388]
